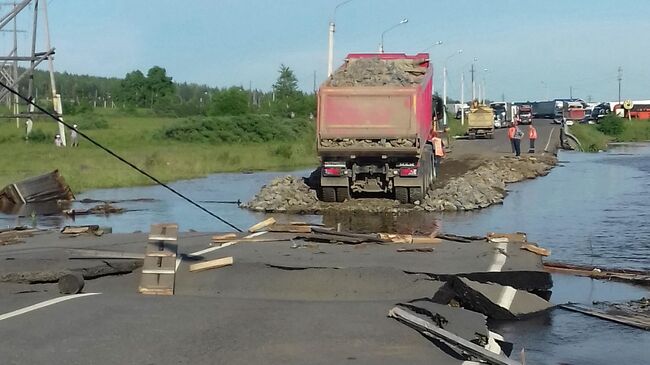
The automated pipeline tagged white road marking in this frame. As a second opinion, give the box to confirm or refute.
[188,231,267,257]
[487,242,508,272]
[0,293,101,322]
[544,127,557,153]
[495,286,517,309]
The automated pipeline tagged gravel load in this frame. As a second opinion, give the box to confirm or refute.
[320,138,415,148]
[329,57,427,87]
[242,156,556,213]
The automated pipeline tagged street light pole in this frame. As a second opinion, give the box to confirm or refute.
[443,49,462,127]
[328,0,353,77]
[461,72,465,126]
[379,18,408,53]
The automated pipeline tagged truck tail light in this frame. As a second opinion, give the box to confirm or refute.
[323,167,342,176]
[399,167,418,177]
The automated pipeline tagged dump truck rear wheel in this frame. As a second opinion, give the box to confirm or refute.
[335,187,350,202]
[395,187,408,204]
[321,187,336,202]
[409,187,423,203]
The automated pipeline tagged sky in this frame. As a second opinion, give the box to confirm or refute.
[3,0,650,102]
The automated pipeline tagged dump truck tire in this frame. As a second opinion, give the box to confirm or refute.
[321,187,336,202]
[336,187,350,202]
[409,187,423,204]
[395,187,408,204]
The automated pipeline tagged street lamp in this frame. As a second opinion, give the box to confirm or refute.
[328,0,354,77]
[480,68,488,104]
[459,57,477,126]
[443,49,463,127]
[379,18,408,53]
[420,40,443,52]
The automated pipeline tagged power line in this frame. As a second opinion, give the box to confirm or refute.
[0,79,243,232]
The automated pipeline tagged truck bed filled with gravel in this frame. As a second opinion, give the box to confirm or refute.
[328,57,427,87]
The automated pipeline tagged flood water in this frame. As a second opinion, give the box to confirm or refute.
[2,144,650,364]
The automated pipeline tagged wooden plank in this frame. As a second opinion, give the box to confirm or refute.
[189,257,233,272]
[142,269,176,275]
[299,233,364,244]
[145,241,177,257]
[559,303,650,330]
[389,307,521,365]
[378,233,413,244]
[142,256,176,271]
[247,218,276,232]
[138,273,174,296]
[211,233,238,241]
[149,223,178,242]
[488,232,527,243]
[268,224,312,233]
[210,237,293,246]
[411,237,443,244]
[520,244,550,257]
[311,227,383,242]
[67,249,145,260]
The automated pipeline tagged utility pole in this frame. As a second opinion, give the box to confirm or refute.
[617,66,622,104]
[569,86,573,99]
[42,0,66,146]
[461,72,465,126]
[470,63,475,101]
[328,0,353,77]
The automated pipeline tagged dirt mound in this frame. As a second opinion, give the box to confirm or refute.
[329,57,427,87]
[242,156,556,214]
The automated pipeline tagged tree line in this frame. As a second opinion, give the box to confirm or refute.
[19,65,316,117]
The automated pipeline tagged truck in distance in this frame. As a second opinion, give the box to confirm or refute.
[316,53,435,204]
[517,104,533,124]
[467,101,494,139]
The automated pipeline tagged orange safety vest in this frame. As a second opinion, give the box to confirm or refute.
[508,127,516,139]
[432,137,444,157]
[528,127,538,140]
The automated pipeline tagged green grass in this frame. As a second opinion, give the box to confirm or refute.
[0,113,317,192]
[446,116,468,137]
[570,118,650,152]
[569,124,611,152]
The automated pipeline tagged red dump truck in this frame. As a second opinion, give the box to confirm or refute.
[316,53,434,204]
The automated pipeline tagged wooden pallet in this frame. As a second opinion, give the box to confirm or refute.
[138,223,178,295]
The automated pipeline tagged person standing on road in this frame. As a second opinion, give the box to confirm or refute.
[508,123,516,153]
[528,124,538,153]
[70,124,79,147]
[513,123,524,157]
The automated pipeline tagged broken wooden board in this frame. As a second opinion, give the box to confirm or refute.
[189,257,233,272]
[299,233,365,245]
[389,306,521,365]
[378,233,413,244]
[311,227,383,242]
[411,236,443,244]
[520,244,550,257]
[488,232,527,243]
[396,247,434,253]
[544,262,650,286]
[61,225,101,235]
[148,223,178,242]
[559,303,650,330]
[247,217,276,233]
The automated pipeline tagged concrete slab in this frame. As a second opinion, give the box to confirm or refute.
[442,277,553,320]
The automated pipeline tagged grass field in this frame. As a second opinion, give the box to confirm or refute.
[0,112,317,192]
[570,118,650,152]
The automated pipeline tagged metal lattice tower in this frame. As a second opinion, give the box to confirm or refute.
[0,0,66,145]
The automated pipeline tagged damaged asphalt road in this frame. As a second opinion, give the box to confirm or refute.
[0,230,553,364]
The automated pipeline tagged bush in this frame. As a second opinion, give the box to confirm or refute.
[596,115,624,136]
[27,129,52,143]
[157,115,314,144]
[76,114,109,130]
[272,144,293,159]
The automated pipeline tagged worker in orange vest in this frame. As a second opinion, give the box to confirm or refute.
[528,124,538,153]
[429,128,445,177]
[507,123,517,153]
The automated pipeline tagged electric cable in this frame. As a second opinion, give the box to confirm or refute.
[0,80,243,232]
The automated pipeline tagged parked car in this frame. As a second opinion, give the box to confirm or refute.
[579,115,596,124]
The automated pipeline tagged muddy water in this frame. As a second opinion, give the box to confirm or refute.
[2,145,650,364]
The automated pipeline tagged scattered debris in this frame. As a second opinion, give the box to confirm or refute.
[63,203,125,216]
[67,249,145,260]
[212,233,238,241]
[0,261,142,284]
[58,272,85,294]
[560,302,650,330]
[0,226,37,245]
[396,247,434,253]
[241,176,318,213]
[488,232,527,243]
[268,224,312,233]
[61,225,105,236]
[520,244,550,257]
[189,256,233,272]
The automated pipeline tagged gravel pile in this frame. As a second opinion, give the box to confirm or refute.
[242,176,318,213]
[422,157,554,211]
[329,57,427,87]
[242,157,556,214]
